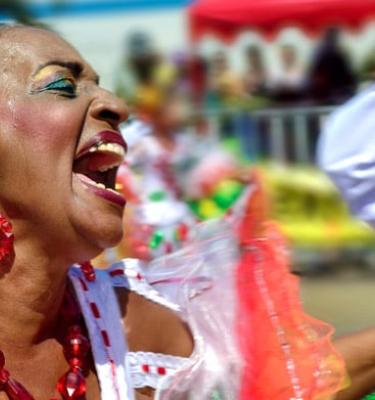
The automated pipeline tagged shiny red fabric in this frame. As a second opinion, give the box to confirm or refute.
[235,178,346,399]
[189,0,375,41]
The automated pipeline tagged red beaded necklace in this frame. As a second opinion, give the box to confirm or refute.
[0,262,96,400]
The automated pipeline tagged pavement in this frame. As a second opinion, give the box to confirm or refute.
[301,268,375,336]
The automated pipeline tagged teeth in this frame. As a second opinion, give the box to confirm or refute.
[86,142,125,158]
[98,163,121,173]
[96,143,125,158]
[95,182,121,195]
[78,174,121,194]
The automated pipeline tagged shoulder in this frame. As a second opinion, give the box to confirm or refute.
[107,260,193,358]
[115,287,193,358]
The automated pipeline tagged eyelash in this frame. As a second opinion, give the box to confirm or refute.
[44,78,77,97]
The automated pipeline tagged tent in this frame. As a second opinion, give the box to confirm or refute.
[188,0,375,41]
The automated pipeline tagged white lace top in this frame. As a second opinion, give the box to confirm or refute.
[69,261,191,400]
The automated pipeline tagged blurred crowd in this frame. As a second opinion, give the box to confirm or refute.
[115,26,375,115]
[105,25,375,272]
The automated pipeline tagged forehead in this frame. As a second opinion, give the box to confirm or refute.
[0,27,94,79]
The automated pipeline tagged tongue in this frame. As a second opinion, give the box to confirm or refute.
[73,152,121,189]
[75,173,96,185]
[74,169,114,188]
[86,153,120,172]
[74,153,117,173]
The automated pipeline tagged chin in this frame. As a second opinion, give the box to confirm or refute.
[96,222,123,250]
[70,210,124,262]
[90,215,124,248]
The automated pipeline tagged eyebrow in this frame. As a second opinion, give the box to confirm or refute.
[33,60,100,84]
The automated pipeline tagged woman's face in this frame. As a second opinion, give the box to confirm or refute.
[0,27,128,262]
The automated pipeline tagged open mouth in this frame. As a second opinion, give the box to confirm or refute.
[73,131,127,207]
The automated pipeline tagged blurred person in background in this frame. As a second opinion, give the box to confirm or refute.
[243,44,267,97]
[116,32,177,150]
[117,91,197,261]
[116,32,175,107]
[188,52,208,106]
[170,50,191,98]
[207,50,254,157]
[208,50,244,105]
[116,90,250,261]
[116,32,157,100]
[269,44,305,104]
[306,27,357,104]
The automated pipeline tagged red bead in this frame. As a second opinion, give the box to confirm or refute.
[69,358,83,370]
[80,262,96,282]
[157,367,166,375]
[142,364,149,373]
[0,215,14,270]
[0,215,12,235]
[57,369,86,399]
[0,368,9,385]
[3,378,35,400]
[64,326,90,362]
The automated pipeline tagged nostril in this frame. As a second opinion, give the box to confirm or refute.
[99,109,121,124]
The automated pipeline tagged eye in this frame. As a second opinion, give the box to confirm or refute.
[45,78,77,97]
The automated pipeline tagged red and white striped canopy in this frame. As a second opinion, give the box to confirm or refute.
[188,0,375,41]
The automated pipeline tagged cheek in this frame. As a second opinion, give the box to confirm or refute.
[0,98,87,203]
[7,99,85,152]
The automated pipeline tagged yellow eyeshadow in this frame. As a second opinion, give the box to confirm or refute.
[32,65,64,82]
[30,66,77,96]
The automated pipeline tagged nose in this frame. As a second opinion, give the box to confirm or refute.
[89,90,129,130]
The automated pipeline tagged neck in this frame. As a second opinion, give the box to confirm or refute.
[0,224,70,351]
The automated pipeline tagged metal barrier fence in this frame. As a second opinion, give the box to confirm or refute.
[204,105,336,164]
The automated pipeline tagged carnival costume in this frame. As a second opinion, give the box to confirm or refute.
[0,173,345,400]
[0,111,347,399]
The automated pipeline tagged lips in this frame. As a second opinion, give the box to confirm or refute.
[75,131,127,159]
[73,130,127,207]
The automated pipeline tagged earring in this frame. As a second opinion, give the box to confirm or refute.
[0,214,15,270]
